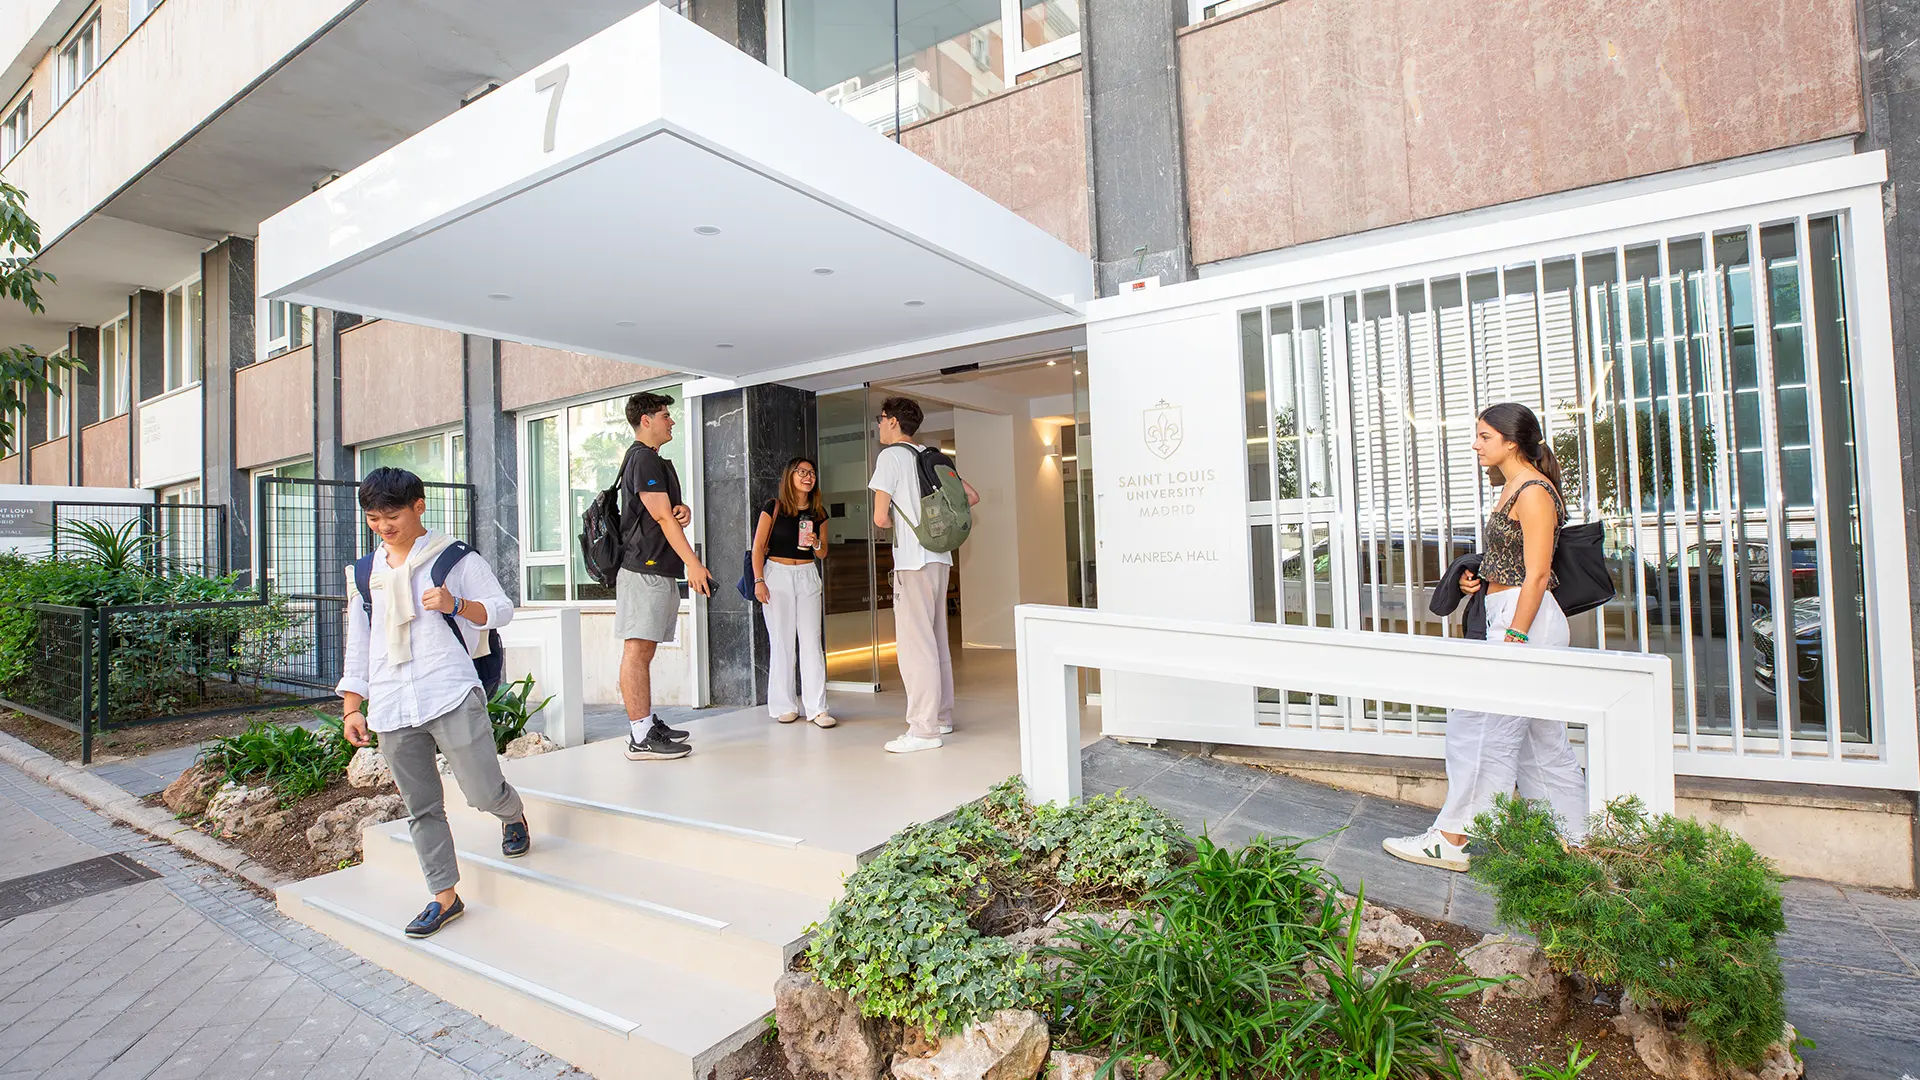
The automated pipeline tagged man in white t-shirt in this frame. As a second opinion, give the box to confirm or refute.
[869,396,979,754]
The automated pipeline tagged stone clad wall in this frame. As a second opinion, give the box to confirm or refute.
[1179,0,1866,265]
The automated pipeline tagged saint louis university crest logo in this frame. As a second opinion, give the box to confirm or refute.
[1143,400,1182,460]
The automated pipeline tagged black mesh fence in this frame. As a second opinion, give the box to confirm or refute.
[255,476,476,693]
[95,601,326,727]
[0,605,93,731]
[50,502,228,579]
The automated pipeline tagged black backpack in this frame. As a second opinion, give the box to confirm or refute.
[352,541,505,696]
[579,481,625,589]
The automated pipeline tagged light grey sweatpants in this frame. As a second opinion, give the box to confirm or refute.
[381,688,524,894]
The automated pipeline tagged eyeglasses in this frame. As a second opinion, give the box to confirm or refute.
[874,414,892,426]
[793,469,817,479]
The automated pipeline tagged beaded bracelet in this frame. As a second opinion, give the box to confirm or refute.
[1505,627,1529,643]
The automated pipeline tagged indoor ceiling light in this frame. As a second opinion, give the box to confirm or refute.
[486,293,512,301]
[812,267,835,276]
[1046,359,1058,366]
[716,343,735,349]
[694,225,722,236]
[904,299,926,307]
[615,320,637,328]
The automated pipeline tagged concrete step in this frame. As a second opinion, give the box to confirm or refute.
[279,863,772,1080]
[362,814,828,994]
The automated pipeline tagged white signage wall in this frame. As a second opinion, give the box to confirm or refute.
[1088,309,1256,735]
[137,387,203,488]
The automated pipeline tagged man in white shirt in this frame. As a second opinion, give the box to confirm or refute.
[869,396,979,754]
[338,468,524,939]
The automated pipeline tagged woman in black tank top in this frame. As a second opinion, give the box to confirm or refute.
[1383,403,1589,872]
[753,457,834,728]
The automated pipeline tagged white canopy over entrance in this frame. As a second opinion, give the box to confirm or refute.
[257,4,1091,382]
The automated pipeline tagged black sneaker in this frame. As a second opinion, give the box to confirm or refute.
[649,718,691,742]
[625,731,692,761]
[501,820,530,859]
[405,897,464,938]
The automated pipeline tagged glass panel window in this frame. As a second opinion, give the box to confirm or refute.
[162,279,202,392]
[131,0,163,27]
[1,96,30,162]
[54,15,100,107]
[358,432,451,483]
[47,357,69,438]
[265,301,314,358]
[526,416,564,553]
[1019,0,1078,51]
[98,316,130,420]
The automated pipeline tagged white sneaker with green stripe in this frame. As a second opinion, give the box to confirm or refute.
[1382,828,1470,872]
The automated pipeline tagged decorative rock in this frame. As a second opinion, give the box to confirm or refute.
[162,761,223,816]
[1462,934,1568,1006]
[346,746,393,788]
[503,732,559,759]
[1356,903,1426,958]
[1049,1052,1168,1080]
[1455,1039,1521,1080]
[304,793,407,866]
[205,782,279,840]
[1612,999,1805,1080]
[891,1009,1049,1080]
[774,971,894,1080]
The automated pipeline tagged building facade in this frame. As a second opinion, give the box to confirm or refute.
[2,0,1917,885]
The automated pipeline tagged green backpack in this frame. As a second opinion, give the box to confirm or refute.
[900,445,971,553]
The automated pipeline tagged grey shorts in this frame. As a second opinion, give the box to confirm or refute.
[616,568,680,643]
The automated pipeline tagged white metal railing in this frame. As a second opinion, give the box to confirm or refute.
[1015,604,1675,816]
[500,607,585,747]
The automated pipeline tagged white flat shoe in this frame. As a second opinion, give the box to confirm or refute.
[937,724,954,735]
[1382,828,1470,872]
[810,713,838,729]
[775,712,801,724]
[884,735,943,754]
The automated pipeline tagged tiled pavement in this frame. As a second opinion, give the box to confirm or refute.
[1083,739,1920,1080]
[0,760,583,1080]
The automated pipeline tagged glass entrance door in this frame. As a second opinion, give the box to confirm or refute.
[819,389,882,690]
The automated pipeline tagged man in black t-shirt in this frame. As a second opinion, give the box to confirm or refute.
[615,391,714,761]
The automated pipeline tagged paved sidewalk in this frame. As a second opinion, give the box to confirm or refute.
[1084,739,1920,1080]
[0,760,584,1080]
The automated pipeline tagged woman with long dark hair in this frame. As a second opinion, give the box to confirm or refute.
[752,457,834,728]
[1383,402,1588,871]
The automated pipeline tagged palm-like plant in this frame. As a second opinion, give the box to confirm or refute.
[56,518,159,576]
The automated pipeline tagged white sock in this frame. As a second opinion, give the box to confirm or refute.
[629,715,654,742]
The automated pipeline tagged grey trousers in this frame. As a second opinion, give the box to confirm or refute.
[381,688,524,894]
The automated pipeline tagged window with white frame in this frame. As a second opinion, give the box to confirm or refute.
[264,300,314,359]
[45,354,69,439]
[252,459,315,591]
[160,480,201,505]
[784,0,1078,135]
[130,0,164,28]
[98,315,130,421]
[1,96,30,163]
[356,428,467,485]
[53,13,100,107]
[1187,0,1264,23]
[162,276,202,393]
[520,386,687,602]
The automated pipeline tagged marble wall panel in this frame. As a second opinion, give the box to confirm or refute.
[339,320,464,447]
[901,70,1092,255]
[1181,0,1865,265]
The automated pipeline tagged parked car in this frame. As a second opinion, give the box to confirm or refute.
[1644,540,1816,634]
[1752,593,1862,718]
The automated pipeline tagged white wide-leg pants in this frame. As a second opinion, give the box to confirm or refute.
[765,561,827,720]
[1432,588,1590,840]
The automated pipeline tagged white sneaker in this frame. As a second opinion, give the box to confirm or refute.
[884,735,943,754]
[937,724,954,735]
[1382,828,1471,872]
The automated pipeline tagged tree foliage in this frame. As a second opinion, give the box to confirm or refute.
[0,177,76,455]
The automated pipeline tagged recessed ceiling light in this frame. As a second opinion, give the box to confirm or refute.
[716,343,735,349]
[904,299,926,307]
[614,320,637,328]
[812,267,835,276]
[486,293,512,301]
[694,225,722,236]
[1047,359,1058,366]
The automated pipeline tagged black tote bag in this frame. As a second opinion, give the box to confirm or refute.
[1552,521,1616,617]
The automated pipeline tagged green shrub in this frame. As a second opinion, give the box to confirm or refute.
[1470,795,1788,1068]
[487,674,553,753]
[203,716,356,803]
[1043,836,1487,1080]
[807,778,1186,1035]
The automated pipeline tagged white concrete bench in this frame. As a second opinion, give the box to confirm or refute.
[1014,604,1674,817]
[500,607,586,747]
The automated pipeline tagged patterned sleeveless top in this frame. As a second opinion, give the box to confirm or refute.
[1480,479,1565,588]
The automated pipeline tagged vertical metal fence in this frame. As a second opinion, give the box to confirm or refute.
[255,476,476,693]
[1242,213,1876,779]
